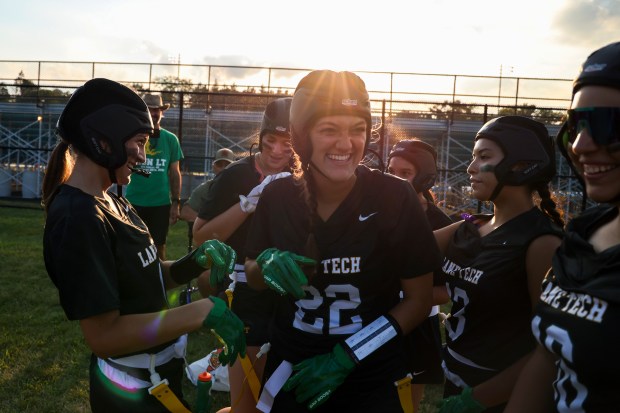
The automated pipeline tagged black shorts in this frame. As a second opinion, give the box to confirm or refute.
[133,204,170,245]
[230,282,277,346]
[403,314,444,384]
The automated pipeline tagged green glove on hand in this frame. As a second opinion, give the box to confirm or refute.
[437,387,485,413]
[256,248,316,299]
[202,296,246,366]
[193,240,237,287]
[283,343,356,410]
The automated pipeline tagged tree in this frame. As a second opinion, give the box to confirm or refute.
[428,100,478,121]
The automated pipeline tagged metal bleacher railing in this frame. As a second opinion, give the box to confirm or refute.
[0,60,584,218]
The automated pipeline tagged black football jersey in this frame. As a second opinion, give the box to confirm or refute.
[245,165,442,362]
[198,155,261,264]
[533,205,620,412]
[440,207,563,387]
[44,185,173,354]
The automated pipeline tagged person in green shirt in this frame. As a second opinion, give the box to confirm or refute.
[126,93,183,260]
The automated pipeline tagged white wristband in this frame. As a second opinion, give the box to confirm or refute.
[344,315,399,363]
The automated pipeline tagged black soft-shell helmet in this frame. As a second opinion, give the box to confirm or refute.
[56,78,154,170]
[290,70,372,168]
[475,116,554,200]
[259,97,292,151]
[388,139,438,193]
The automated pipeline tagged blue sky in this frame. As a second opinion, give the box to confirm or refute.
[1,0,618,80]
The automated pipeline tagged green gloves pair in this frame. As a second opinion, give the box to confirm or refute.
[284,343,356,410]
[193,239,237,287]
[202,296,246,367]
[438,386,485,413]
[256,248,316,299]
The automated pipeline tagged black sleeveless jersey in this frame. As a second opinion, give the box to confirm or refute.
[440,207,563,387]
[198,155,260,265]
[245,165,442,363]
[533,205,620,412]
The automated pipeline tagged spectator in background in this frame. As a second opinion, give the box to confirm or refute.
[386,138,453,411]
[505,41,620,413]
[126,93,183,260]
[180,148,236,224]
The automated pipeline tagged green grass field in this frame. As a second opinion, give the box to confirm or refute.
[0,200,443,412]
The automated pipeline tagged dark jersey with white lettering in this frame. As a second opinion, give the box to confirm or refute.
[246,165,442,364]
[198,155,282,345]
[440,207,563,389]
[44,184,172,353]
[533,205,620,412]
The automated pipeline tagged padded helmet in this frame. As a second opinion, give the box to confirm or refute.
[388,139,438,192]
[558,41,620,178]
[573,41,620,94]
[290,70,372,166]
[56,78,153,170]
[259,97,292,151]
[475,116,554,199]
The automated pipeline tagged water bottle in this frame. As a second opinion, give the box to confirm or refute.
[195,371,213,413]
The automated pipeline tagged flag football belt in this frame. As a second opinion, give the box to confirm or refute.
[99,335,191,413]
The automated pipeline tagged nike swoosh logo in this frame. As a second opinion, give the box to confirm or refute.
[412,370,426,376]
[358,212,378,221]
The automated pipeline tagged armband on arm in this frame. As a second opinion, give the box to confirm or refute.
[343,314,402,363]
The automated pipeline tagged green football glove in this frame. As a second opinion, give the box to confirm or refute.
[437,386,485,413]
[283,343,356,410]
[202,296,246,366]
[256,248,316,299]
[193,239,237,287]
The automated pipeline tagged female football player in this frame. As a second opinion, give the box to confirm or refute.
[244,70,442,412]
[434,115,564,412]
[42,78,245,412]
[387,139,453,411]
[192,97,293,413]
[505,41,620,413]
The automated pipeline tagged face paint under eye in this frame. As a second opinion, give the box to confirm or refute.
[480,164,495,173]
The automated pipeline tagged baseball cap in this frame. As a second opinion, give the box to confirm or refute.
[214,148,235,164]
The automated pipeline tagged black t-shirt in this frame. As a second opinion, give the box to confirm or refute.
[245,165,442,362]
[533,205,620,412]
[440,207,563,386]
[198,156,259,264]
[44,185,168,321]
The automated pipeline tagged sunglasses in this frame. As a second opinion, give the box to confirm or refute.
[562,107,620,147]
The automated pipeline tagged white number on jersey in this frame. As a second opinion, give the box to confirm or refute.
[532,315,587,412]
[446,285,469,340]
[294,284,362,334]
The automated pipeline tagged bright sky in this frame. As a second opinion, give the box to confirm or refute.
[0,0,618,91]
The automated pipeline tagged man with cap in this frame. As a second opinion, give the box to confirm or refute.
[126,92,184,260]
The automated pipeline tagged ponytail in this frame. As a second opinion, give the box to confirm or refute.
[42,140,74,214]
[535,182,564,228]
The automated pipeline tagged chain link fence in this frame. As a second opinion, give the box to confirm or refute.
[0,62,586,220]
